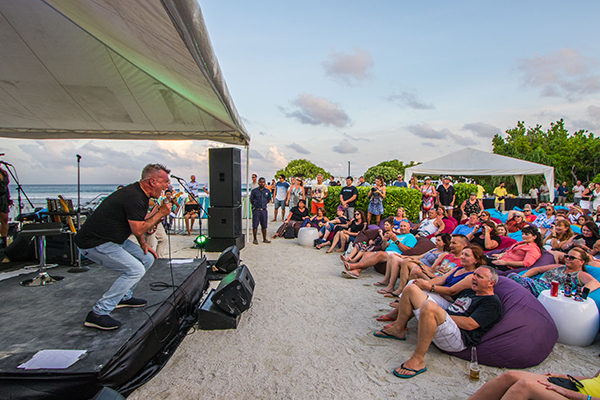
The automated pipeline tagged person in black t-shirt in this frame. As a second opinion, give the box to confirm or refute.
[339,176,359,219]
[75,164,172,331]
[373,265,502,379]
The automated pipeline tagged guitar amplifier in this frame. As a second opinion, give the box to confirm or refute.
[46,232,78,265]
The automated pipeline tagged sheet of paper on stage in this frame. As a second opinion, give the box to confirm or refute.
[169,259,196,264]
[18,349,87,370]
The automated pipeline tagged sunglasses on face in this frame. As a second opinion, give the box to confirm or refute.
[564,255,581,261]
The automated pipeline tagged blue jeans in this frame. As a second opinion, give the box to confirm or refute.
[79,240,155,315]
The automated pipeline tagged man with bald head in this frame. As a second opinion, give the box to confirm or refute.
[76,164,172,330]
[342,220,417,279]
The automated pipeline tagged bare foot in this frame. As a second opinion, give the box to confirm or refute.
[334,248,345,253]
[340,254,347,262]
[271,219,277,222]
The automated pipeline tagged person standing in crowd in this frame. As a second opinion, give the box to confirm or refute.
[436,176,455,216]
[312,174,329,215]
[187,175,201,197]
[76,164,172,330]
[0,166,11,250]
[250,177,272,245]
[474,180,485,200]
[250,173,259,190]
[340,176,358,219]
[393,174,408,188]
[272,174,290,222]
[493,182,508,212]
[358,176,370,187]
[573,180,585,206]
[367,176,387,225]
[329,175,339,186]
[557,181,569,206]
[529,184,539,204]
[539,180,550,203]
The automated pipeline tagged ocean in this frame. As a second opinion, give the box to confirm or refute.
[7,183,248,219]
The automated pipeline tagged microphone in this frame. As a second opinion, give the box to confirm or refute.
[0,153,4,156]
[170,174,183,180]
[76,154,81,160]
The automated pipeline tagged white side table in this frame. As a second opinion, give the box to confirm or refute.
[538,290,599,346]
[297,227,319,246]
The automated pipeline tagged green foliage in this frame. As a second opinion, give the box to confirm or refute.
[275,159,330,180]
[453,183,478,206]
[363,159,421,184]
[323,186,421,222]
[492,119,600,191]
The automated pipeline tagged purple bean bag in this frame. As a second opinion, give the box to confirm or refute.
[443,276,558,368]
[495,251,556,277]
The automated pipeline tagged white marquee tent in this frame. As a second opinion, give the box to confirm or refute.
[404,147,555,201]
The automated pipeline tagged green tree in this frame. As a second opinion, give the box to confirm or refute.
[363,159,420,184]
[275,159,330,180]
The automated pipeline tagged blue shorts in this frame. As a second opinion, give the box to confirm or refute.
[253,209,268,229]
[274,198,286,210]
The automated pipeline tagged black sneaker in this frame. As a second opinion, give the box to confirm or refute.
[115,297,147,309]
[84,311,121,330]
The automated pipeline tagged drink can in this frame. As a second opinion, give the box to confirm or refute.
[550,281,559,297]
[564,284,572,297]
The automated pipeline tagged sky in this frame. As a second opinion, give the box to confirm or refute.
[2,0,600,185]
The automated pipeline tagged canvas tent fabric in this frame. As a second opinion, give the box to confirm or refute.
[404,147,555,201]
[0,0,249,145]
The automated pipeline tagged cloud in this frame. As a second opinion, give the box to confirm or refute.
[422,142,437,147]
[462,122,501,138]
[322,47,373,85]
[588,105,600,121]
[258,131,267,136]
[517,48,600,101]
[342,132,372,142]
[286,143,311,154]
[407,124,477,145]
[267,146,287,167]
[332,140,358,154]
[249,149,264,159]
[281,93,351,127]
[386,91,435,110]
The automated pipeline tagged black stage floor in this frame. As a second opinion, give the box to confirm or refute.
[0,258,207,399]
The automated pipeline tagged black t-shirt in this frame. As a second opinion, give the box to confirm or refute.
[340,185,359,207]
[471,234,502,251]
[573,234,597,249]
[349,221,366,233]
[75,183,149,249]
[447,289,503,347]
[437,184,456,206]
[290,206,309,221]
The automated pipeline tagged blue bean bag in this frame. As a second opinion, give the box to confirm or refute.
[443,276,558,368]
[583,266,600,314]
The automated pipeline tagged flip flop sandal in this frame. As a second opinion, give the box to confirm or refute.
[373,329,406,341]
[393,363,427,379]
[341,270,359,279]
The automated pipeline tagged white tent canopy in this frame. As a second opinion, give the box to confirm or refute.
[405,147,555,201]
[0,0,249,145]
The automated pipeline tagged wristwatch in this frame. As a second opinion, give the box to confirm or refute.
[430,285,435,293]
[395,240,400,245]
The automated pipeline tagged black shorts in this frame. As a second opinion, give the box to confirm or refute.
[0,194,9,213]
[184,204,199,214]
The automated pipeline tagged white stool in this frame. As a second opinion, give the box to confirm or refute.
[298,227,319,246]
[538,289,599,346]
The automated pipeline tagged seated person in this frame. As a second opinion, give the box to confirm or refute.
[342,220,416,278]
[375,233,451,295]
[392,207,411,233]
[273,199,310,238]
[344,219,394,264]
[304,206,328,228]
[489,226,543,270]
[532,203,556,237]
[509,248,600,297]
[453,213,480,236]
[468,369,600,400]
[571,221,600,255]
[408,234,468,282]
[183,194,199,236]
[160,189,181,231]
[466,221,501,252]
[316,206,349,248]
[412,209,445,237]
[373,266,502,379]
[460,192,484,221]
[496,223,509,237]
[378,245,485,322]
[326,209,367,253]
[522,204,537,223]
[567,204,584,225]
[546,219,575,262]
[505,211,529,233]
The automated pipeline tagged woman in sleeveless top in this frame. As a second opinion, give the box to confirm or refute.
[420,177,436,212]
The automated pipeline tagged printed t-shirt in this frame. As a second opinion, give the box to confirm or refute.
[435,253,462,276]
[446,289,503,347]
[275,181,290,201]
[312,183,328,203]
[340,185,358,207]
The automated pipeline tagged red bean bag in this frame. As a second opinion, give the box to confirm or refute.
[443,276,558,368]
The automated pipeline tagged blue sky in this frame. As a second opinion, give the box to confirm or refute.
[2,0,600,184]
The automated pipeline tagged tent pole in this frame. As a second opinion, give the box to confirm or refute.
[246,145,250,243]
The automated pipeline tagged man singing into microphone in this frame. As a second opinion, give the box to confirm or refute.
[75,164,171,330]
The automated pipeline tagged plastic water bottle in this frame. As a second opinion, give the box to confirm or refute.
[470,347,480,381]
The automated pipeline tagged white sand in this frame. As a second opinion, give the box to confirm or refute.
[130,209,600,399]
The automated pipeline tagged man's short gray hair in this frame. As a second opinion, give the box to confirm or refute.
[141,164,170,180]
[479,265,498,285]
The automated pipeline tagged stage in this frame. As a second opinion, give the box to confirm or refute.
[0,258,208,400]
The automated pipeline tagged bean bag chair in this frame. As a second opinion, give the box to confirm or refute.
[486,208,508,223]
[582,266,600,314]
[508,230,523,242]
[496,235,517,251]
[444,276,558,368]
[373,237,435,274]
[495,251,556,276]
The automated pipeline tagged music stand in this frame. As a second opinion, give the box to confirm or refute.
[20,222,65,287]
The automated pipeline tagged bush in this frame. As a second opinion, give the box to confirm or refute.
[323,186,421,222]
[454,183,478,206]
[364,166,399,185]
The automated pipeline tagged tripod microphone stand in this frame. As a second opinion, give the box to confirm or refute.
[68,154,89,273]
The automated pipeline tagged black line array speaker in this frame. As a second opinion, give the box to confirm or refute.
[208,206,242,238]
[212,264,255,316]
[209,147,241,208]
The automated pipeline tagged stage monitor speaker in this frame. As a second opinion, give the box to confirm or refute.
[209,147,241,207]
[208,206,242,238]
[46,232,78,265]
[91,387,126,400]
[215,245,240,273]
[212,264,255,316]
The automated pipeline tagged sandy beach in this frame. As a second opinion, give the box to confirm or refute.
[129,205,600,400]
